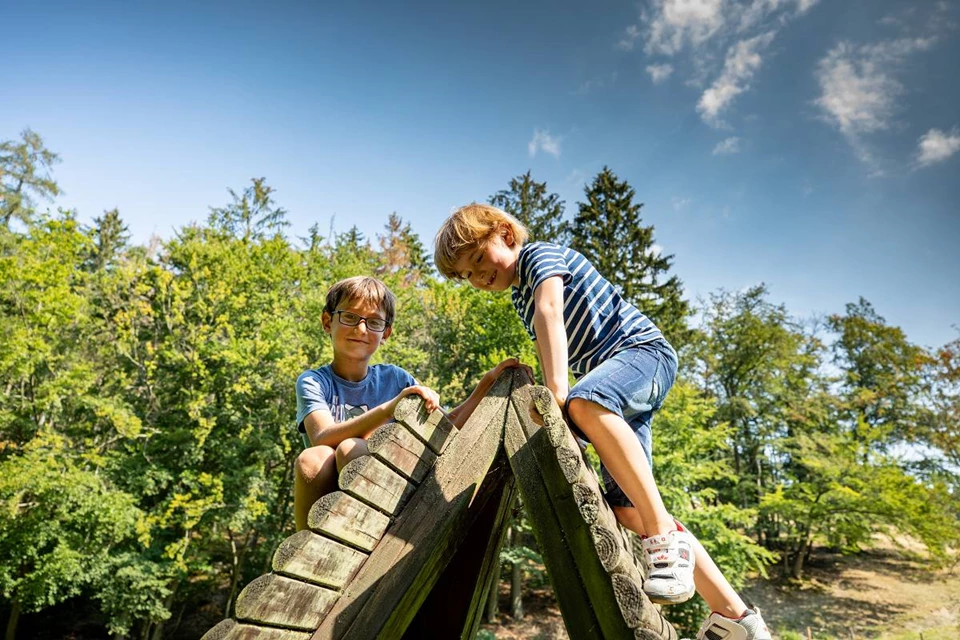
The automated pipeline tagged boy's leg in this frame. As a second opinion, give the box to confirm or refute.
[335,437,368,471]
[294,445,337,531]
[614,506,748,617]
[568,399,675,536]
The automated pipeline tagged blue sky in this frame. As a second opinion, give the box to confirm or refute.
[3,0,958,348]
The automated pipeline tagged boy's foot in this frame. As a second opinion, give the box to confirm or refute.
[696,608,772,640]
[640,529,696,604]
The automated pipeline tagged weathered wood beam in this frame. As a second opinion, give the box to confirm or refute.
[234,574,339,631]
[307,491,390,553]
[507,381,677,640]
[393,395,457,454]
[202,619,311,640]
[272,530,368,590]
[400,453,517,640]
[338,455,416,516]
[312,371,515,640]
[367,421,437,484]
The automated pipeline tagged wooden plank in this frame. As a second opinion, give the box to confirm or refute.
[400,455,516,640]
[509,382,677,640]
[307,491,389,552]
[338,455,416,515]
[235,574,339,632]
[367,421,437,484]
[312,370,515,640]
[393,396,457,454]
[503,395,607,640]
[202,619,311,640]
[272,530,368,590]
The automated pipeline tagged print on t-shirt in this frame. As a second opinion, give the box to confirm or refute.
[330,395,368,423]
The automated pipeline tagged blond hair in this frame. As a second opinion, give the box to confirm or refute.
[433,203,529,280]
[323,276,396,325]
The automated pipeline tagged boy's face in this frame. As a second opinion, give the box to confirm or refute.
[322,297,392,361]
[453,226,520,292]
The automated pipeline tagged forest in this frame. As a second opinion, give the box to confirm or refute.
[1,129,958,639]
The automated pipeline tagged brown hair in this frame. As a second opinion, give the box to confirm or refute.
[433,203,529,280]
[323,276,396,325]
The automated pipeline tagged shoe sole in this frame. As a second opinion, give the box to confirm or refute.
[643,583,696,605]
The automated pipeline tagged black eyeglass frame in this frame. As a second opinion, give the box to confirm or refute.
[332,309,390,332]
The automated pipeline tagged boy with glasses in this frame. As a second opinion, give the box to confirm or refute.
[294,276,523,530]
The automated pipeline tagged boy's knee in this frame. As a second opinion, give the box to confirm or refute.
[336,438,367,470]
[296,445,335,480]
[566,397,594,425]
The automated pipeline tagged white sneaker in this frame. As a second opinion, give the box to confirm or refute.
[641,529,696,604]
[696,608,772,640]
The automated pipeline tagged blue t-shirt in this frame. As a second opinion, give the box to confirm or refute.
[511,241,664,377]
[295,363,417,449]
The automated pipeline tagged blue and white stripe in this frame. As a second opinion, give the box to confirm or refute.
[511,242,663,376]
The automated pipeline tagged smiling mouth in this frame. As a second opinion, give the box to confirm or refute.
[487,272,496,287]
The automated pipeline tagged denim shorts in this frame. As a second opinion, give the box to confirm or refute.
[565,340,678,508]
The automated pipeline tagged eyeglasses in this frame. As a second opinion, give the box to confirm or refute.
[333,310,389,332]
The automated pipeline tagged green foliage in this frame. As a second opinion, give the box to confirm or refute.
[569,166,692,345]
[0,129,60,229]
[0,434,140,615]
[489,170,568,244]
[1,132,956,638]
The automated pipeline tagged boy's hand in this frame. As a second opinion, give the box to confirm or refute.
[484,357,535,383]
[396,385,440,413]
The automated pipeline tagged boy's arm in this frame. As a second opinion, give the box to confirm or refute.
[303,385,440,448]
[533,275,569,408]
[447,358,533,429]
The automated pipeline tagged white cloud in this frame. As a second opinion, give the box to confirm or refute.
[642,0,726,56]
[916,128,960,166]
[697,32,775,126]
[528,129,561,158]
[712,136,742,154]
[646,243,664,257]
[671,196,692,211]
[618,24,642,51]
[814,37,937,166]
[646,63,675,83]
[625,0,821,124]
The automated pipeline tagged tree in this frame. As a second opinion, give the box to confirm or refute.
[377,212,430,280]
[828,298,930,449]
[86,208,131,271]
[0,129,60,229]
[489,171,568,244]
[570,167,691,345]
[207,177,290,242]
[0,435,141,640]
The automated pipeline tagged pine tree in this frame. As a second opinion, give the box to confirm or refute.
[0,129,61,229]
[207,177,289,242]
[570,167,691,344]
[489,171,568,244]
[87,208,131,271]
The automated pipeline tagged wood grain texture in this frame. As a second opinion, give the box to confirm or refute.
[509,381,677,640]
[367,422,436,484]
[272,530,367,590]
[393,396,457,454]
[201,619,311,640]
[307,491,389,552]
[234,574,338,631]
[338,455,415,516]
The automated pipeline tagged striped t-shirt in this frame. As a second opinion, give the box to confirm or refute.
[510,242,663,376]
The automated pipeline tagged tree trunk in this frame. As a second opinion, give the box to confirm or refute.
[791,530,812,580]
[484,563,499,622]
[5,599,21,640]
[508,526,524,620]
[510,560,523,620]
